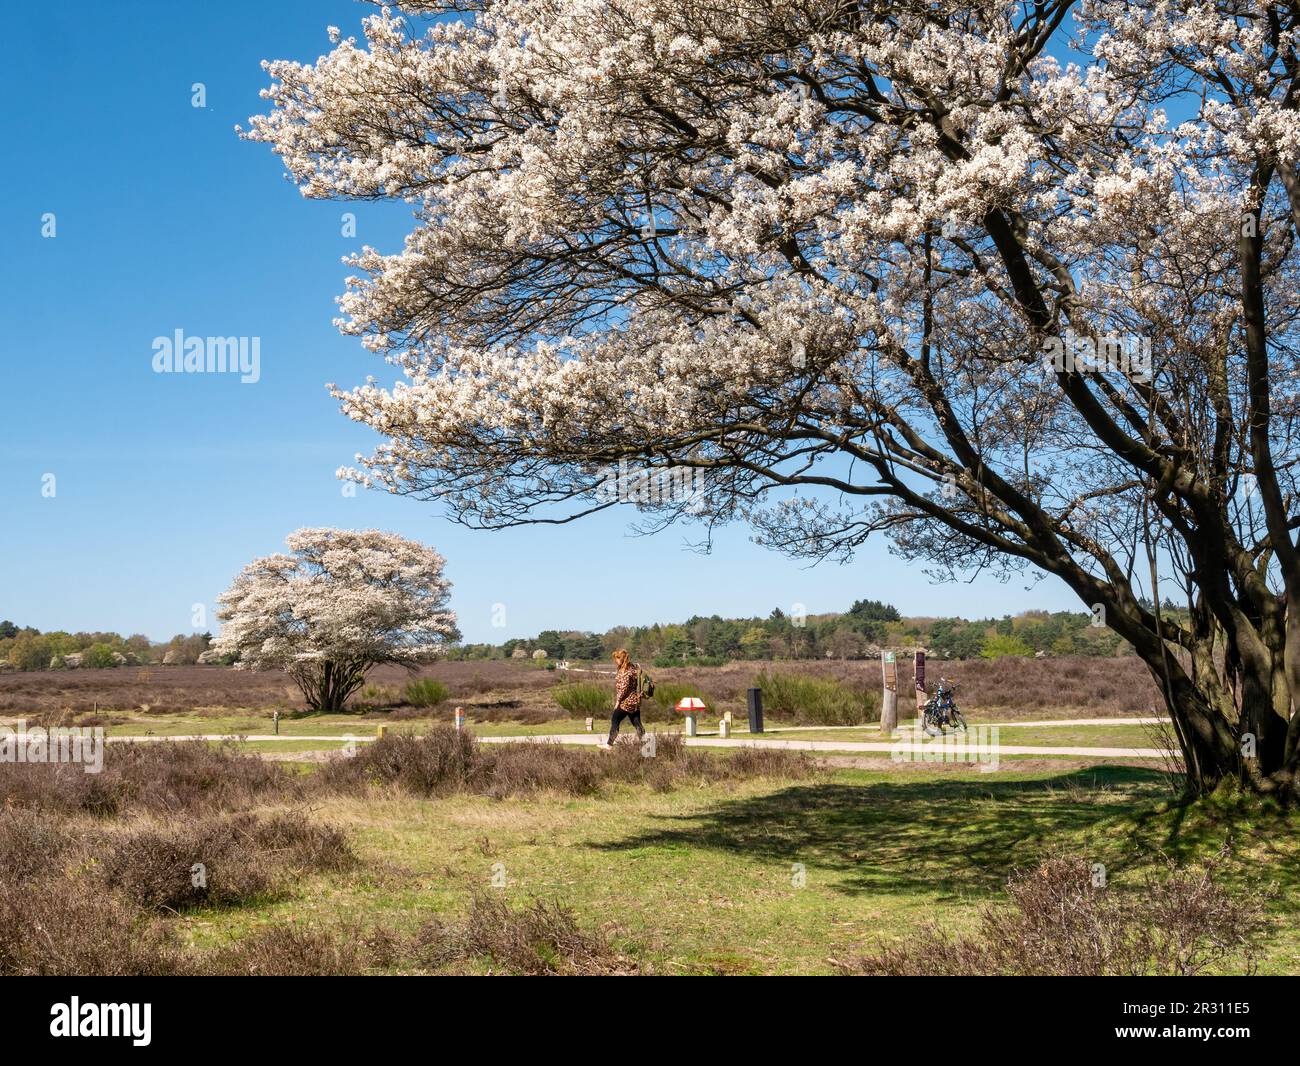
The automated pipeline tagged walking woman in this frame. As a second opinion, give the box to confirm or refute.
[605,648,645,747]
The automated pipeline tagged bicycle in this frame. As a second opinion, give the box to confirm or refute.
[922,678,967,735]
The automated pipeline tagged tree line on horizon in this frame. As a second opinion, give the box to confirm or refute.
[448,600,1153,666]
[0,621,214,673]
[1,597,1185,674]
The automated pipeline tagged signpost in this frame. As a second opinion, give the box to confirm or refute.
[880,650,898,736]
[915,650,927,726]
[676,696,707,738]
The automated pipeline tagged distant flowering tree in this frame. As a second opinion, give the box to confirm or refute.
[246,2,1300,797]
[213,528,460,712]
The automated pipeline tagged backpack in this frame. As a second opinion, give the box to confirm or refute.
[638,668,655,698]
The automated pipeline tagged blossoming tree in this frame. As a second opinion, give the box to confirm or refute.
[213,528,459,712]
[246,2,1300,797]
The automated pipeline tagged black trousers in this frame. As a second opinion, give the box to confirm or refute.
[608,708,644,742]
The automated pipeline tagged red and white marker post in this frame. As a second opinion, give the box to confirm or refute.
[675,696,707,738]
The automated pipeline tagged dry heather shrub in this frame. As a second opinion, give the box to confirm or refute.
[99,811,354,912]
[0,741,296,817]
[484,742,605,798]
[603,732,816,790]
[319,727,483,796]
[247,811,355,871]
[847,852,1268,976]
[0,760,123,816]
[412,894,637,975]
[0,875,189,976]
[722,745,818,779]
[206,896,640,976]
[109,741,298,813]
[0,808,75,882]
[208,925,366,976]
[319,726,816,801]
[458,670,497,695]
[323,730,607,798]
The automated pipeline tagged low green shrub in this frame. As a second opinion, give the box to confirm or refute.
[404,678,450,708]
[753,669,880,725]
[552,682,612,718]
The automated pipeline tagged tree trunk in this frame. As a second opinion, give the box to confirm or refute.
[1137,629,1300,801]
[293,660,370,715]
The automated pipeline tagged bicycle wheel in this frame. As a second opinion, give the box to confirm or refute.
[950,709,967,732]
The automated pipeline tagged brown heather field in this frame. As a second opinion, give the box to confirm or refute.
[645,655,1160,719]
[0,654,1161,724]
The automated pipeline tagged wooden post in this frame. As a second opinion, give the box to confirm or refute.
[880,650,898,736]
[914,651,927,726]
[685,715,697,737]
[746,688,764,733]
[454,706,465,731]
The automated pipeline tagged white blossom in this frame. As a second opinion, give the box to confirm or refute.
[213,528,459,711]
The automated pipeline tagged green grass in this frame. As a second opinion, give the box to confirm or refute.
[995,723,1160,748]
[102,712,371,737]
[177,763,1300,974]
[227,739,352,753]
[778,722,1158,748]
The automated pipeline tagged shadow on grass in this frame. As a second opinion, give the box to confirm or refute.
[598,766,1172,900]
[1127,789,1300,918]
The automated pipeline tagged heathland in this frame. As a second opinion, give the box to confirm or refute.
[1,656,1291,975]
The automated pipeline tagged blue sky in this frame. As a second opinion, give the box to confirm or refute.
[0,0,1084,644]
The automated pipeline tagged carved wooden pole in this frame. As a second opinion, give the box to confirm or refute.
[880,650,898,736]
[914,651,927,727]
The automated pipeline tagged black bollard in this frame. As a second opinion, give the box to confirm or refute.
[746,687,764,733]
